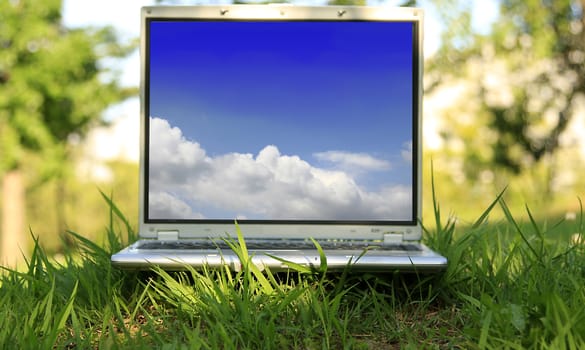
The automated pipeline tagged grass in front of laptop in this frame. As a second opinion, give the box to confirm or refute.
[1,188,584,349]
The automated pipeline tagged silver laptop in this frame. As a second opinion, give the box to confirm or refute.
[111,4,447,272]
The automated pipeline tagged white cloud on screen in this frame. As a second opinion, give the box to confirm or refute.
[313,151,391,172]
[149,191,205,219]
[402,141,413,163]
[148,117,412,220]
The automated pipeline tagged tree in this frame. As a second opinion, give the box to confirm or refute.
[424,0,585,181]
[0,0,134,266]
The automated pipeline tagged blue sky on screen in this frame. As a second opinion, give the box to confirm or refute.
[147,20,415,221]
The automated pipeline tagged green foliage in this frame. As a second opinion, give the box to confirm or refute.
[1,191,584,348]
[426,194,585,348]
[482,0,585,173]
[426,0,585,176]
[0,0,135,174]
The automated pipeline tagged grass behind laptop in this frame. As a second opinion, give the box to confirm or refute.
[1,190,584,349]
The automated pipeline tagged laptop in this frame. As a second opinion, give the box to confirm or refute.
[111,4,447,272]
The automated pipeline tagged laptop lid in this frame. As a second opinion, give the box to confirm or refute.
[140,5,423,242]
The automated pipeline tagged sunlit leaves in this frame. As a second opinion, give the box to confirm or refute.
[0,0,135,173]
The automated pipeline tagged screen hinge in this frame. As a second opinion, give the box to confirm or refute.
[157,230,179,241]
[383,233,403,244]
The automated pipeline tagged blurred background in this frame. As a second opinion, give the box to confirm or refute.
[1,0,583,266]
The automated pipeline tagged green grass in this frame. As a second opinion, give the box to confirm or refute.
[1,188,584,349]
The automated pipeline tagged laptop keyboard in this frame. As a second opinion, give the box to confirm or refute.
[135,239,422,252]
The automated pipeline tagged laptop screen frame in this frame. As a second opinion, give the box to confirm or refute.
[138,5,424,240]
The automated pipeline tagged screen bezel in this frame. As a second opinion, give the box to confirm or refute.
[138,5,423,240]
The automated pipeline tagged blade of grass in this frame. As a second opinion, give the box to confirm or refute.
[223,221,274,294]
[265,254,314,274]
[524,205,545,256]
[499,199,542,265]
[55,280,78,331]
[471,186,507,229]
[478,310,492,350]
[310,238,328,273]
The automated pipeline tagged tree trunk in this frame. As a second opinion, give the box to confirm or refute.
[1,169,27,268]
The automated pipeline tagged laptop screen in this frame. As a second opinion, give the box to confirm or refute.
[145,12,419,225]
